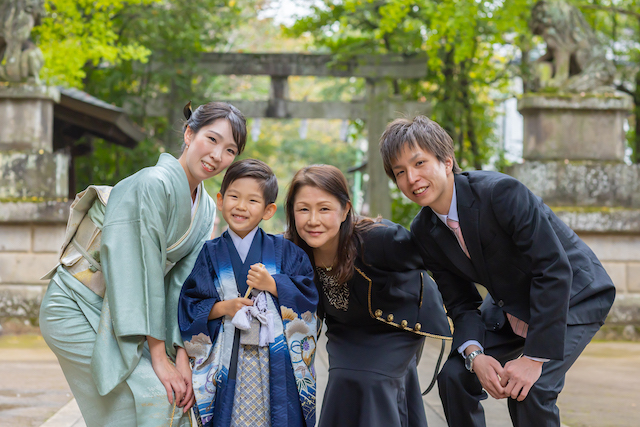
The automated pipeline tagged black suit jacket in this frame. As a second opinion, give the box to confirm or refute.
[338,220,453,340]
[411,172,615,360]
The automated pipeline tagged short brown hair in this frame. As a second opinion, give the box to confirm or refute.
[379,116,461,182]
[220,159,278,205]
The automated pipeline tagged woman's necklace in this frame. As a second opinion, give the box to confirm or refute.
[316,253,336,273]
[320,263,333,272]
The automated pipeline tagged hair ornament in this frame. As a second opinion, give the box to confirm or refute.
[183,101,193,120]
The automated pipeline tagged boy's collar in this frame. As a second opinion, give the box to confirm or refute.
[228,225,260,242]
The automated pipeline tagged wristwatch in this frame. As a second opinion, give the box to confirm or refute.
[464,349,484,373]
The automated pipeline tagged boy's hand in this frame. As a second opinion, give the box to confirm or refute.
[209,298,253,320]
[247,263,278,297]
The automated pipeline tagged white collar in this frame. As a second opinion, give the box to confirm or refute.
[228,226,259,263]
[190,185,200,217]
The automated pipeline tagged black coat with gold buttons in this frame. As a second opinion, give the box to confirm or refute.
[332,219,453,341]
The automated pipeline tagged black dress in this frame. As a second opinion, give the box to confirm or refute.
[316,221,452,427]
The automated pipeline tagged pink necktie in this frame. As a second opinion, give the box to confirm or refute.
[446,218,470,258]
[446,218,529,338]
[506,313,529,338]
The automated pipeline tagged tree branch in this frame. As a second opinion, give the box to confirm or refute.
[579,5,640,20]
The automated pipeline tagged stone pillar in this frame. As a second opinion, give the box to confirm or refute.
[0,85,69,324]
[518,93,632,162]
[508,92,640,340]
[365,78,391,219]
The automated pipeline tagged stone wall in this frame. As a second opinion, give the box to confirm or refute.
[0,220,65,324]
[579,232,640,340]
[0,85,68,325]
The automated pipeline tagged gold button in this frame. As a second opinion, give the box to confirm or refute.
[387,314,394,322]
[375,309,382,318]
[414,323,422,331]
[401,320,408,328]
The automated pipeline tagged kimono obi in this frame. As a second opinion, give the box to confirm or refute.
[42,185,178,297]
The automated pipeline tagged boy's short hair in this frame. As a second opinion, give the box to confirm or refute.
[220,159,278,205]
[379,116,461,182]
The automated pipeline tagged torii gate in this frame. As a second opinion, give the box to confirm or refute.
[143,53,431,218]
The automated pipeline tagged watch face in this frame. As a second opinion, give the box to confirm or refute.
[465,356,472,371]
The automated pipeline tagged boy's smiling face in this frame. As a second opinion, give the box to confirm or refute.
[217,177,276,238]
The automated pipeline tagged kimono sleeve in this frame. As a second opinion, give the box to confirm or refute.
[178,243,223,343]
[100,173,171,341]
[273,240,318,315]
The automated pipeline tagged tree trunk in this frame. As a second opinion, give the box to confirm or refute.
[634,69,640,164]
[518,33,535,93]
[440,47,459,156]
[460,62,481,170]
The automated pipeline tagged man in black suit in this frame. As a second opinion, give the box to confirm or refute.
[379,116,615,427]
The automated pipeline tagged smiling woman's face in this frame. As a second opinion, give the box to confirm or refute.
[179,119,238,191]
[292,185,349,260]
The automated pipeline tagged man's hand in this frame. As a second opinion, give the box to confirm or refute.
[247,263,277,296]
[500,357,543,401]
[471,354,508,399]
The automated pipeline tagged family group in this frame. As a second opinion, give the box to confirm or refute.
[39,101,615,427]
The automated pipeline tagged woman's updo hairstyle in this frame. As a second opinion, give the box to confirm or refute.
[182,101,247,154]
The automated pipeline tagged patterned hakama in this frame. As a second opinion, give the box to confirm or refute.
[230,345,271,427]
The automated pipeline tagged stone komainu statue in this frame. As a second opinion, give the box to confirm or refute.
[0,0,45,84]
[530,0,616,92]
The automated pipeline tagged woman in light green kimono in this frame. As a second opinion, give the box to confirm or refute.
[39,101,247,427]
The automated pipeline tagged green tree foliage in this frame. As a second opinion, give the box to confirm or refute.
[40,0,360,211]
[289,0,532,167]
[34,0,158,88]
[287,0,533,225]
[39,0,252,190]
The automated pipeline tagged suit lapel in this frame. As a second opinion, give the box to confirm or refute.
[423,207,477,279]
[455,174,492,287]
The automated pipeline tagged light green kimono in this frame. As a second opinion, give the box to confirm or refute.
[40,154,215,427]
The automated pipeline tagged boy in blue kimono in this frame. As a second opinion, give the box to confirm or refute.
[178,159,319,427]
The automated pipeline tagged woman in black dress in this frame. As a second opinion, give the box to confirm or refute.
[284,165,451,426]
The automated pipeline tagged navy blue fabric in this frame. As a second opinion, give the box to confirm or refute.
[222,230,263,297]
[178,244,222,344]
[224,230,263,381]
[178,230,318,427]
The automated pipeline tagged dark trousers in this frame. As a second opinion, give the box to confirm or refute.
[437,321,602,427]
